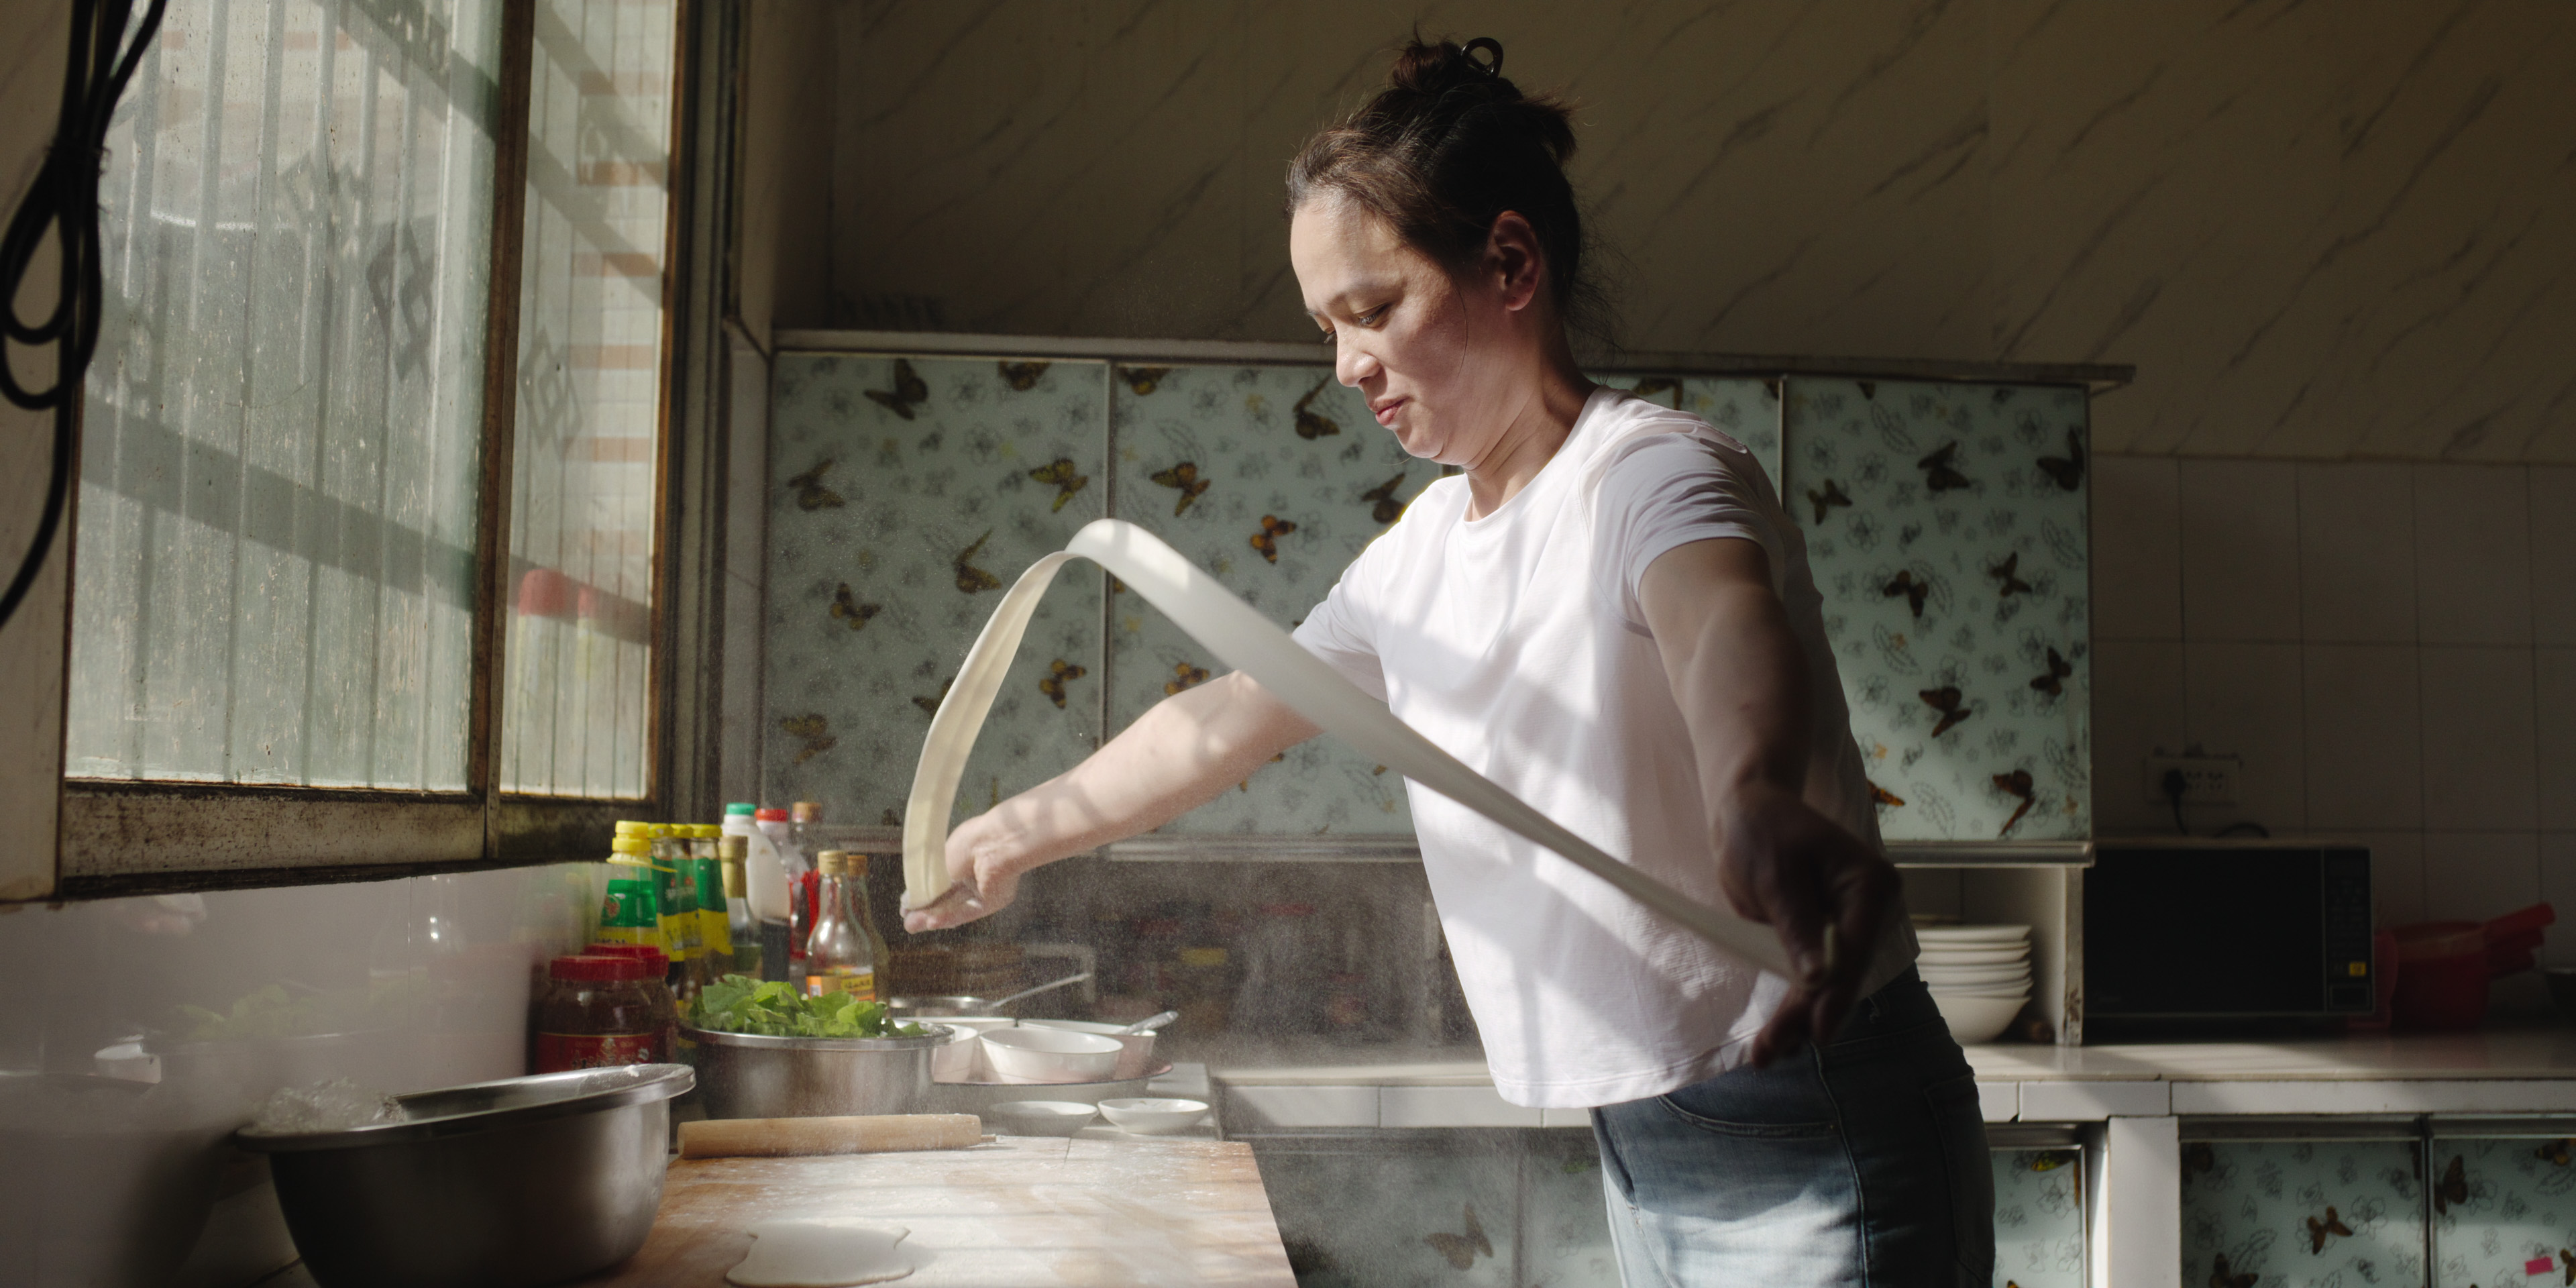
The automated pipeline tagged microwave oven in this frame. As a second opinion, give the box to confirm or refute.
[2081,840,2373,1038]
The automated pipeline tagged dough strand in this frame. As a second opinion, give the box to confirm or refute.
[900,519,1794,979]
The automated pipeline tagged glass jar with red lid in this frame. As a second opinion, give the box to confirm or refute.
[533,955,658,1073]
[585,942,679,1057]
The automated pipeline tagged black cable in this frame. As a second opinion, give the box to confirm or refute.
[0,0,168,633]
[2161,767,2189,837]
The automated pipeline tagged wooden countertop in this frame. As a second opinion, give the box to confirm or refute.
[563,1134,1293,1288]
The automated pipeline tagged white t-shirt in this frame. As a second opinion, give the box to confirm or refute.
[1292,386,1917,1108]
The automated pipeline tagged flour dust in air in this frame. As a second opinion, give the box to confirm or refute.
[727,1220,915,1287]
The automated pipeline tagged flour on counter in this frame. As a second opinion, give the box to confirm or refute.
[727,1221,916,1287]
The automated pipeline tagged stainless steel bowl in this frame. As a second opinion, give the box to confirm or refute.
[235,1063,691,1288]
[685,1024,951,1120]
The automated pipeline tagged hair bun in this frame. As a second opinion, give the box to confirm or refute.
[1387,34,1513,99]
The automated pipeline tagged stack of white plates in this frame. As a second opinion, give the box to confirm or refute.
[1917,924,2031,1044]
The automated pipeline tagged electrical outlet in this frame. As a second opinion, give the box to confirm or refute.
[2143,754,2241,806]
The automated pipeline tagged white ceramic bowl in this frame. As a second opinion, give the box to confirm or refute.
[1096,1097,1210,1136]
[1916,924,2031,945]
[1919,964,2033,987]
[928,1017,1017,1082]
[1930,991,2028,1044]
[985,1100,1098,1137]
[1916,947,2029,967]
[1927,981,2036,999]
[1018,1019,1159,1081]
[980,1028,1121,1083]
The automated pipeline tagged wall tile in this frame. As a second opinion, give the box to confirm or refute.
[2422,831,2540,922]
[2418,646,2538,831]
[2414,465,2531,646]
[2091,639,2185,835]
[2543,650,2576,832]
[2538,835,2576,967]
[2183,641,2306,833]
[2535,468,2576,646]
[2178,460,2302,642]
[2297,463,2416,644]
[2090,455,2181,640]
[2359,830,2426,929]
[2302,645,2422,830]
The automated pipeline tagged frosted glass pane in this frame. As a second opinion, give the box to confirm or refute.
[498,0,675,798]
[68,0,500,790]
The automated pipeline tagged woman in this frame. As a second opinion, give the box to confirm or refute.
[905,35,1992,1287]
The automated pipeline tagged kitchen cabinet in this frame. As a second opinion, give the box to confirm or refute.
[1781,378,2093,843]
[2174,1129,2576,1288]
[1591,373,1784,485]
[763,344,2098,851]
[1104,364,1421,836]
[2180,1138,2428,1288]
[1994,1145,2088,1288]
[2429,1134,2576,1288]
[763,354,1109,825]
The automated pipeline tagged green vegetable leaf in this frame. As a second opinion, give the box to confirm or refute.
[689,973,914,1039]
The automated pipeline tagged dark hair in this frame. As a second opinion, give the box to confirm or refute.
[1287,35,1605,340]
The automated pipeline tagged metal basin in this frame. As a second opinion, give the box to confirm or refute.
[685,1024,951,1120]
[235,1063,692,1288]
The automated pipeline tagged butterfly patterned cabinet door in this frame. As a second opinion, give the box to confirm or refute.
[1105,364,1425,836]
[1781,378,2093,842]
[763,355,1110,825]
[2428,1136,2576,1288]
[2179,1139,2428,1288]
[1992,1148,2086,1288]
[1589,373,1784,486]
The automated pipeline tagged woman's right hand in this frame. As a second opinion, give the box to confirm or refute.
[901,811,1023,932]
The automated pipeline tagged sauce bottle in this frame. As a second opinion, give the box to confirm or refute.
[597,820,663,954]
[803,850,890,1000]
[718,835,761,977]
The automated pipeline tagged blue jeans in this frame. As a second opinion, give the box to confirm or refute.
[1589,971,1995,1287]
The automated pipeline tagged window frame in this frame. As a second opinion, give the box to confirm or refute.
[52,0,723,895]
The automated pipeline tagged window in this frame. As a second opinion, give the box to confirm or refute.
[58,0,696,881]
[501,0,680,798]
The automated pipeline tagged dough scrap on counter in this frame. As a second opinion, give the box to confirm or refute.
[727,1220,914,1287]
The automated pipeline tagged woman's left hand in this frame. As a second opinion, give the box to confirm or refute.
[1715,782,1899,1066]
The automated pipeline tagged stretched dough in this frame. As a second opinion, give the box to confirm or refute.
[727,1220,914,1287]
[900,519,1794,978]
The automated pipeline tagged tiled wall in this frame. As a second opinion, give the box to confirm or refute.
[2091,458,2576,941]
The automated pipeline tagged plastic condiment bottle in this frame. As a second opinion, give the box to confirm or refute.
[647,824,702,999]
[533,955,658,1072]
[597,821,664,953]
[718,835,761,978]
[802,851,881,1000]
[690,824,735,980]
[724,802,792,922]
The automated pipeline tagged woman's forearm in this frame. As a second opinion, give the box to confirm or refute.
[965,671,1321,875]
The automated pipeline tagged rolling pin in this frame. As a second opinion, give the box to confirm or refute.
[678,1114,990,1159]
